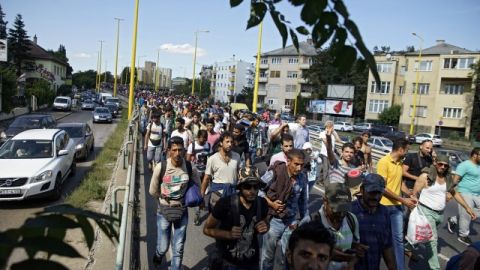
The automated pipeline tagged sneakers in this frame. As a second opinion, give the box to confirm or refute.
[458,236,473,246]
[194,213,201,226]
[447,217,457,234]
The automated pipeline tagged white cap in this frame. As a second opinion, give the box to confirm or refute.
[302,142,313,150]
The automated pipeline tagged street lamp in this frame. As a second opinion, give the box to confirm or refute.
[126,0,139,120]
[96,40,104,92]
[409,32,424,135]
[113,18,123,97]
[252,22,263,113]
[191,30,209,95]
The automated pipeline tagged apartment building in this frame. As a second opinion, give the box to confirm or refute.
[257,40,317,112]
[211,60,254,103]
[140,61,172,89]
[365,40,480,138]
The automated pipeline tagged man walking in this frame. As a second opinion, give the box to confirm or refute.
[293,114,309,149]
[268,133,294,166]
[402,139,434,193]
[246,116,265,164]
[171,117,193,149]
[144,111,166,170]
[203,166,269,270]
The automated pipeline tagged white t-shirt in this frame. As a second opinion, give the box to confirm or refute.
[146,122,164,147]
[205,152,241,184]
[187,141,211,171]
[171,129,193,149]
[222,112,230,125]
[320,131,336,157]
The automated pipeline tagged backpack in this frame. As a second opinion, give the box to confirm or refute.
[158,159,193,199]
[230,193,264,227]
[446,242,480,270]
[310,210,359,242]
[148,121,164,146]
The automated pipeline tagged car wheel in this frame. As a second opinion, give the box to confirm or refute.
[51,174,62,200]
[70,161,76,177]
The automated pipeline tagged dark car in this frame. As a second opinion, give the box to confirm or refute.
[436,149,469,172]
[370,125,395,136]
[0,114,56,144]
[57,123,95,161]
[382,130,408,141]
[105,102,119,118]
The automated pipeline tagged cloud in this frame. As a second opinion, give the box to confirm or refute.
[72,52,92,59]
[160,43,206,56]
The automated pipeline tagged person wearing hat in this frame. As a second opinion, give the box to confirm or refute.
[351,174,396,270]
[408,154,476,270]
[203,166,269,270]
[298,183,367,270]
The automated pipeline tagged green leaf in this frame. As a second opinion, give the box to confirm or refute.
[11,259,69,270]
[270,10,288,48]
[300,1,317,25]
[290,28,300,52]
[333,45,357,73]
[17,237,83,258]
[246,2,268,29]
[230,0,243,8]
[288,0,306,6]
[76,215,94,249]
[333,0,349,18]
[332,27,347,46]
[296,26,310,35]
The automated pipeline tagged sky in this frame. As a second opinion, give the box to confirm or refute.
[3,0,480,78]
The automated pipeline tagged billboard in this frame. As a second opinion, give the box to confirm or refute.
[327,84,354,99]
[309,100,325,113]
[325,100,353,116]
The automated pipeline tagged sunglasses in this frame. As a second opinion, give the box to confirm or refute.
[242,184,260,190]
[437,163,449,168]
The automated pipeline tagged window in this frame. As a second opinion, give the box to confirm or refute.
[443,107,463,119]
[261,58,268,64]
[370,81,391,94]
[287,71,298,78]
[399,86,405,95]
[412,83,430,95]
[288,58,298,64]
[272,57,282,64]
[260,72,267,78]
[285,99,295,106]
[377,63,392,73]
[270,70,281,78]
[368,99,389,113]
[285,85,297,92]
[414,60,433,71]
[409,106,427,117]
[267,84,280,92]
[458,58,475,69]
[444,58,475,69]
[267,99,277,105]
[443,84,464,95]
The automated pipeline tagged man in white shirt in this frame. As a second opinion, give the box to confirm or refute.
[319,121,342,184]
[171,117,193,149]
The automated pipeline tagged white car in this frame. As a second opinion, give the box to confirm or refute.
[368,136,394,153]
[414,133,443,146]
[0,129,76,201]
[53,96,72,111]
[333,122,354,132]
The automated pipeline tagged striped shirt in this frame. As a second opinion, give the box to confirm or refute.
[328,159,355,185]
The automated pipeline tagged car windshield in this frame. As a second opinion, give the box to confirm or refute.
[381,139,393,147]
[10,117,42,128]
[95,108,109,113]
[0,139,53,159]
[55,98,68,104]
[434,135,440,139]
[59,126,84,138]
[84,100,93,103]
[107,98,119,103]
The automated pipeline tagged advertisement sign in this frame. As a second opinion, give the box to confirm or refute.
[327,84,354,99]
[325,100,353,116]
[309,100,326,113]
[0,39,7,62]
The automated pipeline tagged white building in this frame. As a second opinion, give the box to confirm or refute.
[211,60,254,103]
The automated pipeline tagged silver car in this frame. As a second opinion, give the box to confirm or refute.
[368,136,393,153]
[92,107,112,123]
[81,99,95,110]
[57,123,95,161]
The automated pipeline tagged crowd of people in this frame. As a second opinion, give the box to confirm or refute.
[133,90,480,270]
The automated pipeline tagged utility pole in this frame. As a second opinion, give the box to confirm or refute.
[113,18,123,97]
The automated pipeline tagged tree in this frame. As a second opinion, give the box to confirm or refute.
[25,79,54,106]
[378,105,401,126]
[235,86,254,106]
[47,45,73,76]
[469,61,480,139]
[7,14,30,77]
[72,70,97,89]
[0,66,18,113]
[0,4,7,39]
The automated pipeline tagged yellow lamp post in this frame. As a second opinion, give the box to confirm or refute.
[113,18,123,97]
[96,51,100,91]
[97,40,104,92]
[252,22,263,113]
[154,49,160,91]
[409,32,424,135]
[127,0,140,119]
[191,30,209,95]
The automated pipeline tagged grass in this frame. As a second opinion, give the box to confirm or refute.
[66,110,130,208]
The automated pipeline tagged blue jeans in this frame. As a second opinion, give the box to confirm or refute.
[386,205,405,270]
[249,149,257,164]
[156,211,188,270]
[261,217,291,270]
[147,145,163,164]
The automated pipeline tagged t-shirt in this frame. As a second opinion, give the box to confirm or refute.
[328,160,355,185]
[232,138,249,161]
[207,132,220,147]
[212,195,268,267]
[171,129,192,149]
[205,152,241,184]
[377,154,403,206]
[456,160,480,195]
[403,152,433,189]
[149,159,195,202]
[146,121,164,147]
[187,141,211,172]
[320,131,336,157]
[269,152,287,167]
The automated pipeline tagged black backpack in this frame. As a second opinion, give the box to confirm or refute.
[309,210,359,242]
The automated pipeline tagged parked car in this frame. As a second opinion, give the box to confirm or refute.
[353,122,372,132]
[436,149,468,172]
[92,107,113,123]
[368,136,394,153]
[105,97,122,109]
[307,125,323,133]
[53,96,72,111]
[105,102,120,118]
[370,125,395,136]
[81,99,95,110]
[414,133,443,146]
[0,129,76,201]
[280,113,294,122]
[0,114,56,145]
[57,123,95,161]
[333,122,353,132]
[382,130,413,142]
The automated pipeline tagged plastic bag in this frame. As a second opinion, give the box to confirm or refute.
[406,206,433,245]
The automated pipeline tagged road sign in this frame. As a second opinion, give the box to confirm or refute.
[438,120,443,126]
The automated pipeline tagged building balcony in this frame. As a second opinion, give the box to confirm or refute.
[258,89,267,95]
[229,76,235,82]
[299,63,310,69]
[259,77,268,83]
[259,63,269,69]
[300,92,312,98]
[298,78,309,84]
[228,85,234,91]
[229,67,236,73]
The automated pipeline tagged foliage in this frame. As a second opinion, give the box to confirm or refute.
[72,70,96,90]
[172,79,192,96]
[448,131,460,141]
[235,86,253,106]
[0,204,118,270]
[119,67,137,85]
[232,0,380,83]
[7,14,30,77]
[0,66,18,113]
[469,61,480,139]
[47,45,73,76]
[197,78,211,99]
[0,4,7,39]
[56,84,72,96]
[303,47,368,118]
[25,79,54,106]
[378,104,401,125]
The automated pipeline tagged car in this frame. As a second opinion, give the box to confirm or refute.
[333,122,353,132]
[382,130,413,142]
[0,129,76,201]
[369,125,395,136]
[353,122,372,132]
[0,114,56,145]
[105,97,122,109]
[436,149,468,170]
[280,113,294,122]
[57,123,95,161]
[307,125,323,133]
[92,107,113,123]
[98,93,113,105]
[105,102,120,118]
[414,133,443,146]
[81,99,95,110]
[53,96,72,111]
[368,136,394,153]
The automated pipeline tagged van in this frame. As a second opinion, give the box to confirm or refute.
[98,93,112,105]
[53,96,72,111]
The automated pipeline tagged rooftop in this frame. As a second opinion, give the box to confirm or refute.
[407,40,479,56]
[26,37,68,66]
[260,40,317,57]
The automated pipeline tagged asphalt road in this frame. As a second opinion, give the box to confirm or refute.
[0,108,120,267]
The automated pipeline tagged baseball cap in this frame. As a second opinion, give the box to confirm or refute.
[435,154,449,164]
[362,173,385,193]
[325,183,352,213]
[237,166,266,189]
